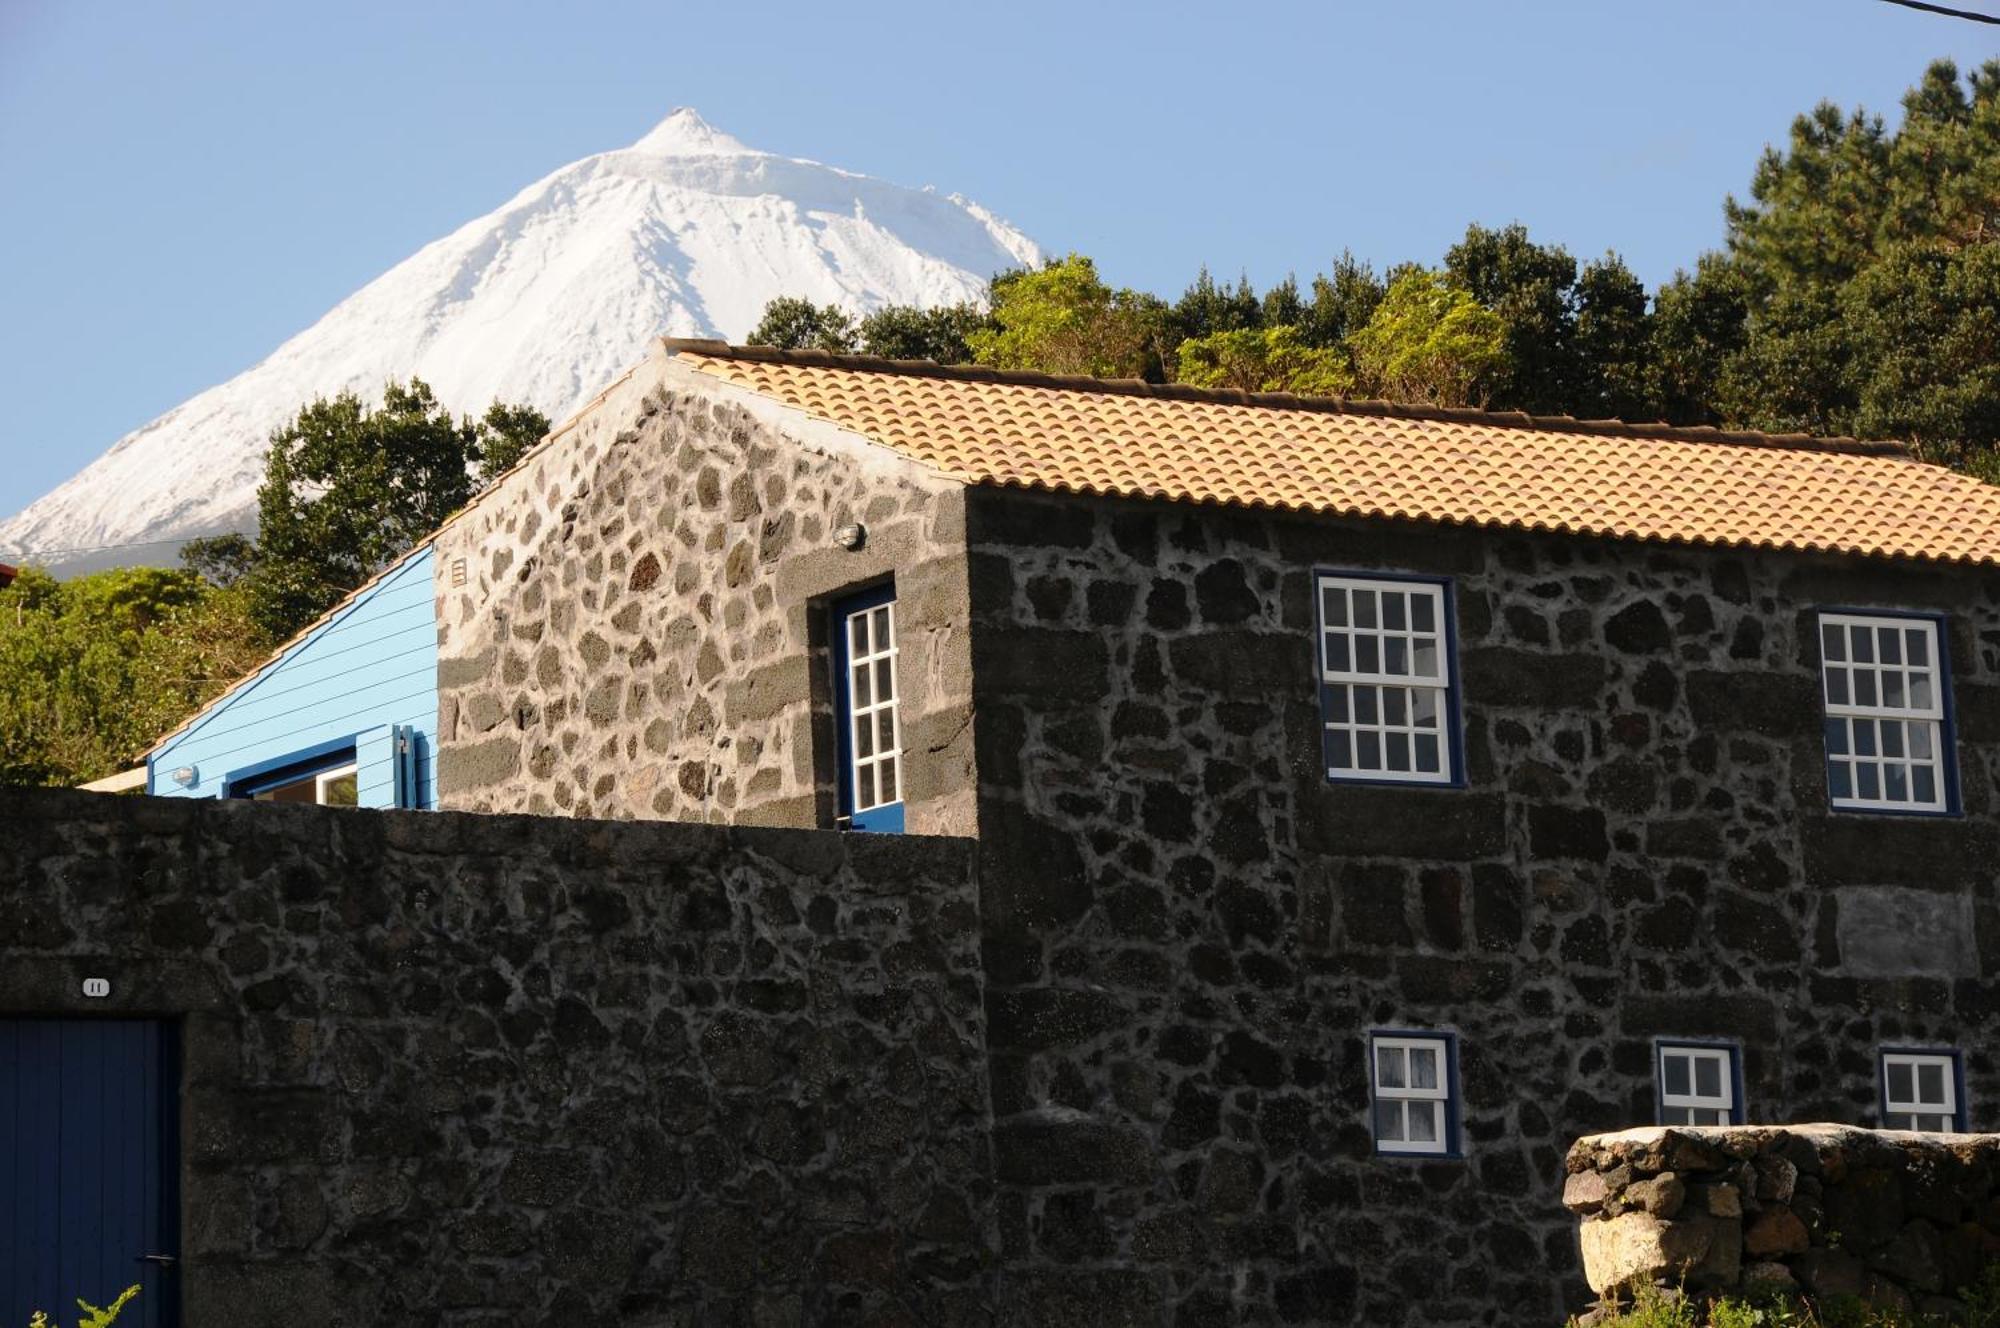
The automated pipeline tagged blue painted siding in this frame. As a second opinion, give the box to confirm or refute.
[148,548,438,807]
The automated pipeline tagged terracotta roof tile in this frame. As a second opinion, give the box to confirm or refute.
[671,341,2000,567]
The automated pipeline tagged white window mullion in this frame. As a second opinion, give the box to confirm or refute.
[845,601,901,813]
[1371,1033,1454,1155]
[1819,613,1949,813]
[1658,1043,1737,1126]
[1882,1051,1961,1133]
[1319,575,1454,785]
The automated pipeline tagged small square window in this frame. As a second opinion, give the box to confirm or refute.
[1880,1049,1965,1132]
[1317,574,1458,786]
[1657,1041,1741,1125]
[1370,1032,1458,1156]
[1818,612,1953,815]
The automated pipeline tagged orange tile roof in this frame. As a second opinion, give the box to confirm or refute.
[669,341,2000,568]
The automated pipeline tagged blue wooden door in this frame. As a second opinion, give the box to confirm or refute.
[0,1020,179,1328]
[834,585,905,832]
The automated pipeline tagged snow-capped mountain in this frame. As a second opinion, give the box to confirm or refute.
[1,109,1042,573]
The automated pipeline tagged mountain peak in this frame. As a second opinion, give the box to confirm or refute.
[629,108,753,157]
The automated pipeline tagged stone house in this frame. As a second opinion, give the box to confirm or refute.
[113,335,2000,1323]
[420,339,2000,1322]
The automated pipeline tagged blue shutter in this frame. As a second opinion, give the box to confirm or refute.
[354,724,398,809]
[393,724,421,809]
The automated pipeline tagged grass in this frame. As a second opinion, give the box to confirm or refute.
[1577,1267,2000,1328]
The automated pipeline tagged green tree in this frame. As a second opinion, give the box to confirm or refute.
[1298,253,1387,350]
[1172,267,1263,341]
[969,254,1170,378]
[857,302,987,362]
[1445,223,1585,413]
[0,568,266,786]
[1175,325,1352,395]
[747,296,858,352]
[1572,254,1656,421]
[1345,269,1511,407]
[237,379,547,639]
[1686,59,2000,471]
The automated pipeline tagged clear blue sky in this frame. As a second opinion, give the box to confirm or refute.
[1,0,1995,527]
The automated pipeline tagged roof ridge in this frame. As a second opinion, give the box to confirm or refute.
[661,338,1912,460]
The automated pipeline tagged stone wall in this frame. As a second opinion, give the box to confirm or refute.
[962,486,2000,1326]
[0,787,990,1327]
[1565,1125,2000,1314]
[433,350,978,835]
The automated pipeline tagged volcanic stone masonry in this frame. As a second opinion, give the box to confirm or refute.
[431,354,979,836]
[419,358,2000,1326]
[1564,1125,2000,1314]
[959,486,2000,1327]
[0,787,991,1327]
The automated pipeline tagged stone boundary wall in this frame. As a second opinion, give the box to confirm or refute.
[0,788,991,1327]
[1565,1125,2000,1315]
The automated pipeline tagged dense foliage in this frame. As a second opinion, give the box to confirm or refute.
[749,59,2000,474]
[1,380,546,786]
[188,379,547,641]
[0,567,267,786]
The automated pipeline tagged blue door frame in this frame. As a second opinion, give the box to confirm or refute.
[1,1019,181,1328]
[833,584,904,833]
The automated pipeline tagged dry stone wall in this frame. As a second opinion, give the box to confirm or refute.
[962,486,2000,1327]
[1565,1125,2000,1315]
[433,352,977,834]
[0,787,991,1327]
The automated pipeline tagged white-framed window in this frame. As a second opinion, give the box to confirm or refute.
[1881,1050,1964,1132]
[1317,574,1456,785]
[1369,1032,1456,1156]
[251,762,359,807]
[1819,612,1952,814]
[1657,1042,1740,1125]
[836,588,903,831]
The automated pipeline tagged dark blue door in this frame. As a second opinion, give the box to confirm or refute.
[1,1020,179,1328]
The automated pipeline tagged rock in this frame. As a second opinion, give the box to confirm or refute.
[1795,1247,1867,1298]
[1577,1213,1713,1295]
[1628,1172,1687,1219]
[1705,1184,1742,1218]
[1744,1208,1809,1257]
[1565,1170,1612,1214]
[1743,1261,1796,1291]
[1754,1154,1798,1204]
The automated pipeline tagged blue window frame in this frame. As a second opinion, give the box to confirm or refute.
[1655,1039,1745,1125]
[228,742,359,803]
[1879,1047,1967,1132]
[833,583,903,833]
[1368,1029,1461,1157]
[1314,570,1463,787]
[1817,608,1959,816]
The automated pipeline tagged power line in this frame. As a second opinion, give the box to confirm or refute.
[1875,0,2000,22]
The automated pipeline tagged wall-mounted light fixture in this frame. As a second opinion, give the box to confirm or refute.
[171,767,197,787]
[834,523,866,551]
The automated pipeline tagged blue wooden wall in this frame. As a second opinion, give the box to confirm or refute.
[148,548,437,807]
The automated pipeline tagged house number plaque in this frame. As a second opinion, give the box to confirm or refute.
[82,977,110,998]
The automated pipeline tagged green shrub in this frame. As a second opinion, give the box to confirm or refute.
[27,1284,140,1328]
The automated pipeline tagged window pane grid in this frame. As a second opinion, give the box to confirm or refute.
[846,602,901,812]
[1320,577,1452,785]
[1882,1052,1959,1133]
[1820,614,1948,812]
[1659,1045,1735,1126]
[1372,1036,1451,1155]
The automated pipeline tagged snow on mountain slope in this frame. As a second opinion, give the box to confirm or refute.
[1,110,1042,573]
